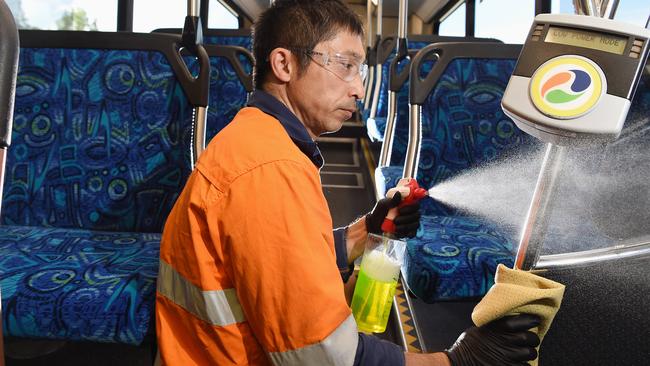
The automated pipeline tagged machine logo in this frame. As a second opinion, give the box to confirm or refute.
[530,55,606,119]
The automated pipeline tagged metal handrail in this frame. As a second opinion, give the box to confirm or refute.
[403,104,421,179]
[0,1,19,364]
[182,0,210,166]
[363,0,373,98]
[379,0,409,167]
[573,0,619,19]
[367,0,383,122]
[535,241,650,270]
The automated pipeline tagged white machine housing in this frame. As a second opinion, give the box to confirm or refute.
[502,14,650,145]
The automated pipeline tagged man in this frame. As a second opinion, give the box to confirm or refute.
[156,1,540,365]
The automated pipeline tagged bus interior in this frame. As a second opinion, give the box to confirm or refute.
[0,0,649,365]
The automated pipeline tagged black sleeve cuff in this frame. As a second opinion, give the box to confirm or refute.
[333,227,355,282]
[353,333,405,366]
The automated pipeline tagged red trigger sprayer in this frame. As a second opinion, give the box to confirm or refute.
[381,178,428,235]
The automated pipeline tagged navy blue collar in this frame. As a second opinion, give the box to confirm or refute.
[247,90,324,168]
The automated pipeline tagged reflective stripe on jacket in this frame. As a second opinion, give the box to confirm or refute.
[156,107,358,365]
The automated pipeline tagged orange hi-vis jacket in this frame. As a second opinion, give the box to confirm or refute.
[156,107,358,365]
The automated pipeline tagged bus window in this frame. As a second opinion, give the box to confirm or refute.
[476,0,535,43]
[208,0,238,29]
[439,2,466,37]
[6,0,117,31]
[553,0,650,27]
[133,0,185,33]
[614,0,650,26]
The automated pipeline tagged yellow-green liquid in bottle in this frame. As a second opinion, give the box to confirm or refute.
[351,249,400,333]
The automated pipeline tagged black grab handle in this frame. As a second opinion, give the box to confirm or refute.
[389,48,418,92]
[409,44,443,106]
[0,1,19,149]
[376,36,397,65]
[167,15,211,108]
[366,34,381,67]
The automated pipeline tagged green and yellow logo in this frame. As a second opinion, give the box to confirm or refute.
[530,55,606,119]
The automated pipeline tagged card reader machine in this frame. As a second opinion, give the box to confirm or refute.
[502,14,650,145]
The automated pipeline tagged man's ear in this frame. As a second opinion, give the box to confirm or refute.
[268,48,294,83]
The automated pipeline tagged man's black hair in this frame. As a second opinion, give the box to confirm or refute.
[252,0,364,90]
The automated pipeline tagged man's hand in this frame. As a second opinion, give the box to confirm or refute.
[445,314,541,366]
[365,192,421,238]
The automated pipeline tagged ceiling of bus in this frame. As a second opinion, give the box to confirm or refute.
[231,0,450,24]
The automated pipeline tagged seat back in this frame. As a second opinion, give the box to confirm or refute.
[408,43,539,216]
[3,31,208,233]
[184,45,253,143]
[155,28,252,74]
[155,28,252,50]
[155,28,254,143]
[367,35,501,142]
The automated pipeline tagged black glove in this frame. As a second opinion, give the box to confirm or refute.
[446,314,541,366]
[365,192,421,238]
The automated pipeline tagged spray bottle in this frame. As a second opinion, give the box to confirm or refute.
[351,178,427,333]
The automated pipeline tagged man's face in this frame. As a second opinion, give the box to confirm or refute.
[287,31,365,138]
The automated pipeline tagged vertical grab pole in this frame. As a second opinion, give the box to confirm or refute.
[598,0,619,19]
[573,0,618,19]
[188,0,199,16]
[0,1,19,364]
[386,0,411,353]
[572,0,598,16]
[364,0,373,96]
[403,104,421,179]
[379,0,408,167]
[363,1,377,110]
[515,143,565,270]
[185,0,208,166]
[368,0,383,122]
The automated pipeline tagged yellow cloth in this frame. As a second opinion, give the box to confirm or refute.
[472,264,565,366]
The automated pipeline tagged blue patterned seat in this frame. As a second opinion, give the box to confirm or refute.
[366,38,498,144]
[0,32,198,344]
[378,45,539,301]
[205,54,251,141]
[202,30,253,79]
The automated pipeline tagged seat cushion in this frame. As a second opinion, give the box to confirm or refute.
[0,225,159,345]
[185,55,250,143]
[402,215,515,302]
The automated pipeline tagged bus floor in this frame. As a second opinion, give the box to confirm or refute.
[399,288,478,353]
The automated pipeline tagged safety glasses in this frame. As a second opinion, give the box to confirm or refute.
[297,48,368,83]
